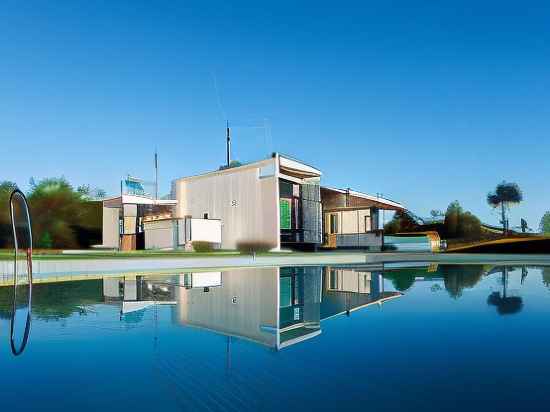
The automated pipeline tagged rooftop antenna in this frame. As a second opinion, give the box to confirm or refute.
[154,149,159,200]
[226,121,231,167]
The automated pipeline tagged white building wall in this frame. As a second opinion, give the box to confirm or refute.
[173,158,280,250]
[102,207,119,248]
[341,210,357,234]
[143,220,175,250]
[189,219,222,243]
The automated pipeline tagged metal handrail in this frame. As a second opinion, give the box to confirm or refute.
[9,189,33,356]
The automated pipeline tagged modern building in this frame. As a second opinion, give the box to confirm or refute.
[102,176,220,251]
[320,187,405,250]
[102,194,178,250]
[172,153,323,251]
[101,155,407,252]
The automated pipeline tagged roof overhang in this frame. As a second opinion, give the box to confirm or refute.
[103,195,178,208]
[322,186,404,210]
[279,155,322,179]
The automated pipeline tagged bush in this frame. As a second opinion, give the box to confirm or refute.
[38,231,53,249]
[540,211,550,234]
[459,211,481,239]
[236,241,274,254]
[383,211,419,234]
[191,241,215,252]
[444,201,481,239]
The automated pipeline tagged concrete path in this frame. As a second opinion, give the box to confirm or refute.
[2,252,550,279]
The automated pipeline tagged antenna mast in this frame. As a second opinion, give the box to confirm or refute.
[226,121,231,167]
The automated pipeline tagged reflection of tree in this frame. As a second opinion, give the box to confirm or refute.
[442,265,485,298]
[383,270,416,292]
[487,266,523,315]
[0,280,103,321]
[383,265,486,294]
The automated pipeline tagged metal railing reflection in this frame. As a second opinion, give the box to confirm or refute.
[9,189,33,356]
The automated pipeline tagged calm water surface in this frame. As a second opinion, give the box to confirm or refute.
[1,263,550,411]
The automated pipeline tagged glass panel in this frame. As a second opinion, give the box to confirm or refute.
[365,215,372,232]
[259,163,275,178]
[280,199,291,230]
[330,214,339,234]
[280,276,292,307]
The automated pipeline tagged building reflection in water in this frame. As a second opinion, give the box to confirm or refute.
[100,266,401,349]
[2,263,538,357]
[103,276,178,318]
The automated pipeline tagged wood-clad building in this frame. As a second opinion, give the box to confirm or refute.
[320,187,405,249]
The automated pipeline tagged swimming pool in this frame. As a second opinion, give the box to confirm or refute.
[1,263,549,411]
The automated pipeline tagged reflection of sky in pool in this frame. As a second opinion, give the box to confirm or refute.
[1,264,550,411]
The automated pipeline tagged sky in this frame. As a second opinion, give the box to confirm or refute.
[1,0,550,228]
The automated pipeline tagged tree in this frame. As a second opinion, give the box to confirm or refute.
[487,181,523,234]
[219,160,242,170]
[26,177,104,249]
[539,212,550,234]
[77,184,107,200]
[444,201,463,238]
[459,211,481,239]
[95,188,107,199]
[0,181,18,247]
[430,209,444,219]
[383,210,419,234]
[443,201,481,239]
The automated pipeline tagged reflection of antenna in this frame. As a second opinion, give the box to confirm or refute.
[226,121,231,167]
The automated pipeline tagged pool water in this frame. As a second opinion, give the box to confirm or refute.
[2,263,550,411]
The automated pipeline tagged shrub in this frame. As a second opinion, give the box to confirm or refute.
[38,231,53,249]
[191,241,215,253]
[443,201,481,239]
[383,211,418,234]
[459,211,481,239]
[540,212,550,234]
[236,241,274,254]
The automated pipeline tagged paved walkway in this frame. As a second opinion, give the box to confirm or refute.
[2,252,550,279]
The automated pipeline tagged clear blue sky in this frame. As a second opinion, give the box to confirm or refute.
[2,1,550,228]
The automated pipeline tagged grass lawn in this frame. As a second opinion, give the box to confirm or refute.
[0,248,309,261]
[0,248,241,261]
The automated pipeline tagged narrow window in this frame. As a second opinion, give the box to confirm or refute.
[330,214,339,234]
[280,199,292,229]
[365,216,372,232]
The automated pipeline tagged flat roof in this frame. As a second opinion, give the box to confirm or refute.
[322,186,404,210]
[103,195,178,207]
[173,153,321,183]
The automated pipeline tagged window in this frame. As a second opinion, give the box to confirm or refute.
[364,215,372,232]
[279,181,294,198]
[259,163,275,178]
[280,199,292,229]
[329,270,338,289]
[330,213,339,234]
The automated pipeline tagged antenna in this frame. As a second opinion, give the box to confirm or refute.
[154,149,159,200]
[226,121,231,167]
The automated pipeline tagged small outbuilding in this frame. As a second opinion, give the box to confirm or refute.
[320,187,405,250]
